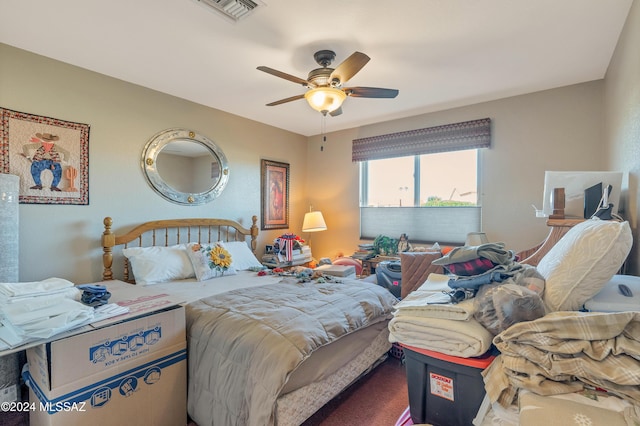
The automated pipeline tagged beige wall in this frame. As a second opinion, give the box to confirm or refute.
[2,21,636,283]
[0,43,307,283]
[604,0,640,274]
[306,82,605,262]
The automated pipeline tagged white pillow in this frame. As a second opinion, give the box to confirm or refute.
[186,242,237,281]
[122,244,194,285]
[220,241,263,270]
[537,219,632,311]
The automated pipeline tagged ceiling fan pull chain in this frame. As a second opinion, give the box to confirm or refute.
[320,115,327,151]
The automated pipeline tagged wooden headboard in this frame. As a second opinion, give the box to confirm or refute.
[101,216,259,282]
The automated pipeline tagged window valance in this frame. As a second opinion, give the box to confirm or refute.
[352,117,491,162]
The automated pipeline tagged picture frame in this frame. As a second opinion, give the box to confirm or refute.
[0,107,90,205]
[261,159,289,230]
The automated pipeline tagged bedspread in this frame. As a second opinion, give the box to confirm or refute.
[185,278,397,426]
[483,311,640,407]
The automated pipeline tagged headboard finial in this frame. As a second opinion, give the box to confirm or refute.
[102,216,115,281]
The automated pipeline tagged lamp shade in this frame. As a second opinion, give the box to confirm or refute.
[302,211,327,232]
[304,87,346,114]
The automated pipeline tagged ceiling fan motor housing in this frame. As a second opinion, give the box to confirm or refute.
[313,50,336,67]
[307,68,334,87]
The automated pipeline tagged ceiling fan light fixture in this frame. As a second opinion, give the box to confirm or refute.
[304,87,346,114]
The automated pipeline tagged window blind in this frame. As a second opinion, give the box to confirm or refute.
[352,118,491,162]
[360,206,482,244]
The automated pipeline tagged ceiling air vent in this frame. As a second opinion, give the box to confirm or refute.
[193,0,265,22]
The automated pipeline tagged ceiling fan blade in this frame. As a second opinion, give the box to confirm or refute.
[257,66,313,87]
[329,106,343,117]
[345,86,399,98]
[329,52,370,85]
[266,94,305,106]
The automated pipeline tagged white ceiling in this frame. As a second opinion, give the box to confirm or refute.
[0,0,633,137]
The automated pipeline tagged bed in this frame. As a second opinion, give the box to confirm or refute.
[101,215,398,426]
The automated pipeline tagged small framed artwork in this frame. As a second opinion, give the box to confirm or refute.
[261,159,289,230]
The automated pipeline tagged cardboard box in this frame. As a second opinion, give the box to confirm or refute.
[314,264,357,278]
[25,305,186,426]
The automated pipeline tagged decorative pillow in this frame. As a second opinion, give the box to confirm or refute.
[122,244,194,285]
[220,241,263,270]
[536,219,632,311]
[186,242,237,281]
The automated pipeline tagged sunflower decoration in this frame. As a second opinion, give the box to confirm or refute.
[187,242,236,281]
[208,244,232,271]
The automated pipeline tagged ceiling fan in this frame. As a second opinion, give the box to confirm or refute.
[257,50,399,116]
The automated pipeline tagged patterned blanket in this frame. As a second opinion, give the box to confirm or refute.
[483,311,640,407]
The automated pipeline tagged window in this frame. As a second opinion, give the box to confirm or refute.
[363,150,478,207]
[354,118,490,244]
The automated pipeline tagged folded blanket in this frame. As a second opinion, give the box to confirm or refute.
[388,313,493,358]
[393,274,477,321]
[483,311,640,407]
[395,297,476,321]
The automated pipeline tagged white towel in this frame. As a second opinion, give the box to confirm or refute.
[1,296,94,340]
[0,277,74,298]
[0,286,81,304]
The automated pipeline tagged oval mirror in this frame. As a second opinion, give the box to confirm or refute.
[142,129,229,205]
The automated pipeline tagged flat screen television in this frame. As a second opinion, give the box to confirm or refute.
[542,171,623,218]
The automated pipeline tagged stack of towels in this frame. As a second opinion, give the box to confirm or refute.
[388,273,495,358]
[0,278,127,350]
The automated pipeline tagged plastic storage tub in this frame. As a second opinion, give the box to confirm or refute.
[403,345,495,426]
[376,260,402,298]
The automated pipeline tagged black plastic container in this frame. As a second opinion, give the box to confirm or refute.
[403,345,495,426]
[376,260,402,298]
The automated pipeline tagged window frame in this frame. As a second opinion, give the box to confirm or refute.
[359,150,482,244]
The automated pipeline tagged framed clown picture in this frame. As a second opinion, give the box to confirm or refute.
[0,108,90,205]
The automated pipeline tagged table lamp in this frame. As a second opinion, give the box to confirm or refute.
[302,209,327,246]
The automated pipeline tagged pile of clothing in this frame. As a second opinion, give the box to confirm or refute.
[388,242,547,358]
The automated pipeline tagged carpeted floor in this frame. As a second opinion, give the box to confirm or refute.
[301,356,409,426]
[1,356,408,426]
